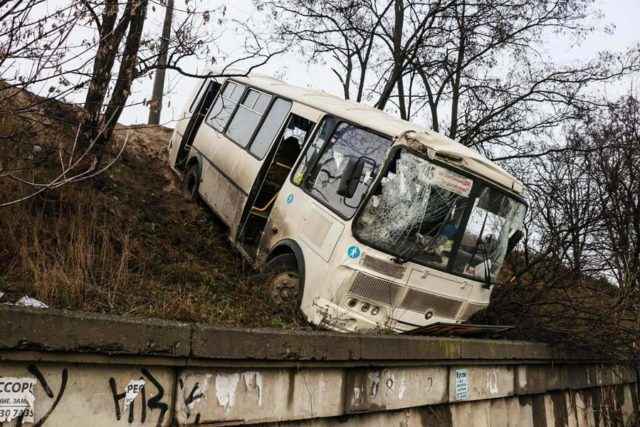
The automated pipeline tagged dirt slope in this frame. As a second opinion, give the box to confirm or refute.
[0,86,298,328]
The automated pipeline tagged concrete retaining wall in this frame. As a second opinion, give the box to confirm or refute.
[0,306,637,426]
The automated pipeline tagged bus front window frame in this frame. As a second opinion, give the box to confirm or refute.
[291,115,393,220]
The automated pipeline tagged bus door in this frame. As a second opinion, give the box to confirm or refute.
[173,79,220,171]
[237,112,316,257]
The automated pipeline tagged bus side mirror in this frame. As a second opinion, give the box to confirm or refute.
[506,230,524,255]
[337,158,366,198]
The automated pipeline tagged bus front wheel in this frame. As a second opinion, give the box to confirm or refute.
[264,254,301,312]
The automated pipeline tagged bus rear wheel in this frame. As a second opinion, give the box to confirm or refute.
[182,163,200,201]
[264,254,301,312]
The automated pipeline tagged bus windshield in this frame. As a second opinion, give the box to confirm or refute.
[353,148,526,282]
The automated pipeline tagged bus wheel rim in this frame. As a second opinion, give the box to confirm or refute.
[270,271,300,307]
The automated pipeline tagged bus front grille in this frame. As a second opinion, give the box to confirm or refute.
[399,289,462,318]
[349,273,402,306]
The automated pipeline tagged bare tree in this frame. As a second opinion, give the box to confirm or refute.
[0,0,284,205]
[481,94,640,360]
[0,0,97,205]
[260,0,388,102]
[77,0,150,165]
[578,96,640,301]
[265,0,639,155]
[76,0,286,163]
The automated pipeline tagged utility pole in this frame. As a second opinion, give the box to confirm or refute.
[148,0,174,125]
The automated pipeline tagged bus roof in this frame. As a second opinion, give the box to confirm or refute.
[209,70,525,196]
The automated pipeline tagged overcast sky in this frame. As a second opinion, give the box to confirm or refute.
[123,0,640,128]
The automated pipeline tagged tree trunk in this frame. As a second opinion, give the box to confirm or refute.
[94,0,148,164]
[448,1,466,141]
[77,0,131,164]
[396,75,407,119]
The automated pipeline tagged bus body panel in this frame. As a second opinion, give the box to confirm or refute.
[195,149,249,232]
[298,203,345,262]
[192,125,262,195]
[289,103,324,124]
[187,111,261,235]
[323,229,485,332]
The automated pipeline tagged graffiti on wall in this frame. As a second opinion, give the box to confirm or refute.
[108,369,169,427]
[0,365,172,426]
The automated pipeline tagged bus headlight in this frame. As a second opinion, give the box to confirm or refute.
[371,306,380,316]
[361,303,370,312]
[347,298,358,308]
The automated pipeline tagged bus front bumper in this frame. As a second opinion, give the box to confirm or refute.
[309,298,391,333]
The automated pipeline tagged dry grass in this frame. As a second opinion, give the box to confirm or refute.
[0,86,301,328]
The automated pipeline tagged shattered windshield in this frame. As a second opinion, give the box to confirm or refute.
[353,148,526,283]
[451,186,526,281]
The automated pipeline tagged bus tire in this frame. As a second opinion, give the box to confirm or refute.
[264,254,301,313]
[182,163,200,201]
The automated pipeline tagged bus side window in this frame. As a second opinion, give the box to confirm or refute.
[304,122,391,218]
[249,98,292,158]
[292,116,337,186]
[206,81,246,131]
[226,89,272,147]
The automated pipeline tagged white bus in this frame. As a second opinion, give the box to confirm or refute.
[168,72,526,333]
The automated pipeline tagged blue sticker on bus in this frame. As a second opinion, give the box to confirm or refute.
[286,194,294,204]
[347,245,361,259]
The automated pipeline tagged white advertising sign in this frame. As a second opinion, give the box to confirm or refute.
[124,379,145,411]
[455,369,468,400]
[0,377,37,423]
[423,164,473,197]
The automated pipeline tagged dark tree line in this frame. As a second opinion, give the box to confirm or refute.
[480,95,640,358]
